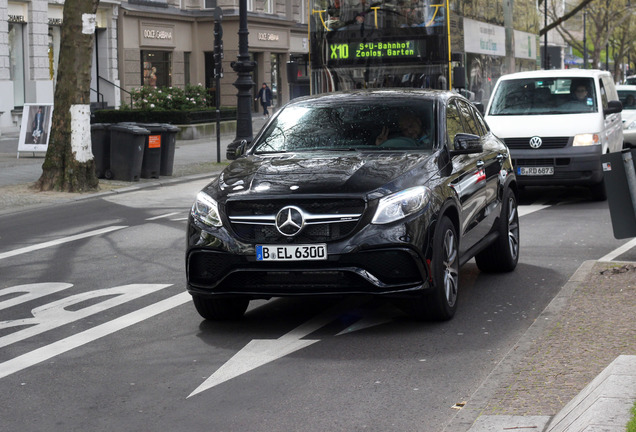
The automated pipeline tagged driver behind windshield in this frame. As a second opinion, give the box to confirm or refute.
[375,112,430,147]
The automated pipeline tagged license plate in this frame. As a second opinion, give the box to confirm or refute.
[256,244,327,261]
[517,166,554,176]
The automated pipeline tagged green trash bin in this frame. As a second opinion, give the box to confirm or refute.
[108,123,149,182]
[159,124,180,176]
[90,123,111,179]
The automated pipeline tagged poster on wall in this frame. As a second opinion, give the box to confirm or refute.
[17,103,54,158]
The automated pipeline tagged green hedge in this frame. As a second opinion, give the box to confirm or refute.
[91,107,237,125]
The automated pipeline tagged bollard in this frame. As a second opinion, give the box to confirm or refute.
[623,149,636,219]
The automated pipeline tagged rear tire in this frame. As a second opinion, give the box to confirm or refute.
[475,187,520,273]
[192,295,249,320]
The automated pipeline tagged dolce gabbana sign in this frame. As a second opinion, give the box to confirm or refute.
[258,32,279,42]
[140,22,175,48]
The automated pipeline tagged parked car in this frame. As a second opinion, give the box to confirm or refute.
[617,84,636,149]
[625,76,636,85]
[186,90,519,321]
[485,69,623,200]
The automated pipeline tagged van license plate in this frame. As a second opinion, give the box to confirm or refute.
[256,244,327,261]
[517,166,554,176]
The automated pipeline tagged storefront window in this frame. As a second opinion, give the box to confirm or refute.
[9,23,26,107]
[141,51,172,87]
[184,52,191,86]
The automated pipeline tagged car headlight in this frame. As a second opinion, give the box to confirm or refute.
[191,191,222,227]
[572,133,600,146]
[372,186,431,224]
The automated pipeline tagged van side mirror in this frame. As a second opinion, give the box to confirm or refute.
[605,100,623,115]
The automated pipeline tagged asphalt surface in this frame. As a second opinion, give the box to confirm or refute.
[0,115,635,431]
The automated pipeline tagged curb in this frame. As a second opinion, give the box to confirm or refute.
[443,260,597,432]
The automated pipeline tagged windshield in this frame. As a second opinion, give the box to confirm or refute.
[618,89,636,110]
[253,98,436,153]
[489,77,597,115]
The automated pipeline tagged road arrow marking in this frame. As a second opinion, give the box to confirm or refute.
[188,301,357,398]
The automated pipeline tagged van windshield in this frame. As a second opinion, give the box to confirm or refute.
[489,77,597,115]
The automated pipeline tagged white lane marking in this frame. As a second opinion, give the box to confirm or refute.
[146,212,181,221]
[0,291,190,380]
[336,316,394,336]
[0,283,73,311]
[188,302,353,398]
[599,237,636,262]
[170,217,189,221]
[0,284,171,349]
[0,226,127,261]
[518,204,551,217]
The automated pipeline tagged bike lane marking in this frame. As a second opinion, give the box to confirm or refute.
[0,226,128,261]
[0,284,171,349]
[0,291,190,380]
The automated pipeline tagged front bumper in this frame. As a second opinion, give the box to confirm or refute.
[186,217,432,298]
[511,145,604,186]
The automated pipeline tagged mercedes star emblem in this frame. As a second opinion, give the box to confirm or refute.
[275,206,305,236]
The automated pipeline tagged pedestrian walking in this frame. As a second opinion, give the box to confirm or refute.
[255,82,273,118]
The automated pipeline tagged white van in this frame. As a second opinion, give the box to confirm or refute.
[485,69,623,200]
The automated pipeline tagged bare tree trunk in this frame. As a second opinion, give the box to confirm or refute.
[35,0,100,192]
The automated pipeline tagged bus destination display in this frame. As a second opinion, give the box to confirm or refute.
[328,40,419,65]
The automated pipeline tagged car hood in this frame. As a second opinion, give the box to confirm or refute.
[485,112,603,137]
[622,110,636,125]
[208,151,438,199]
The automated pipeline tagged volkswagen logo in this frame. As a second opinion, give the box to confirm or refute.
[529,136,543,149]
[275,206,305,237]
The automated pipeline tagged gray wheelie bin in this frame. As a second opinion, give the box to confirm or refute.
[107,124,149,182]
[90,123,111,178]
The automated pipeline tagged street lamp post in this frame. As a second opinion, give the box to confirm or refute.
[227,0,255,160]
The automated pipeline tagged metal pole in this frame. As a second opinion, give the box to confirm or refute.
[228,0,255,160]
[583,12,587,69]
[544,0,548,70]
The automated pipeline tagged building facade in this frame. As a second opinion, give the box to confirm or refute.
[0,0,309,135]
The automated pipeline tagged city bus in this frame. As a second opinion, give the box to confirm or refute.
[309,0,454,94]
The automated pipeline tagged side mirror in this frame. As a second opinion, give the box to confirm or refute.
[226,139,249,160]
[604,100,623,115]
[450,133,483,156]
[473,102,485,115]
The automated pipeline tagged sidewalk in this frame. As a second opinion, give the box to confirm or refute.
[0,115,635,431]
[0,115,268,214]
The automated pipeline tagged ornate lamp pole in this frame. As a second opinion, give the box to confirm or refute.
[227,0,255,159]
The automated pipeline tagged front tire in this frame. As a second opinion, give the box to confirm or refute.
[400,216,459,321]
[192,295,249,320]
[475,187,520,273]
[428,216,460,320]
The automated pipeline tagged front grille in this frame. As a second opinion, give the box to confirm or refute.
[504,137,570,149]
[513,158,571,167]
[226,198,366,243]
